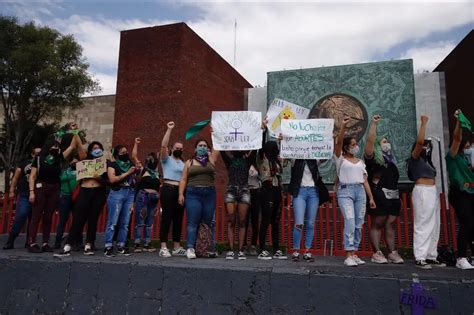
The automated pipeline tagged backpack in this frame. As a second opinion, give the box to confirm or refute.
[195,223,213,258]
[437,245,456,267]
[406,158,415,182]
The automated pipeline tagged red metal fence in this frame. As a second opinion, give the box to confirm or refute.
[0,192,458,256]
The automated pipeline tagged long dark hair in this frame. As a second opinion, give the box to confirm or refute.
[410,140,434,167]
[39,137,60,161]
[191,138,210,159]
[87,141,104,159]
[342,136,356,155]
[261,140,282,174]
[112,144,126,159]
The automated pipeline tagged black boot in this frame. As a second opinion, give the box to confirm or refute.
[3,234,15,250]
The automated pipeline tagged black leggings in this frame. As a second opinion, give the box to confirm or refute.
[244,188,261,246]
[160,184,185,243]
[66,187,106,246]
[449,188,474,258]
[259,185,282,252]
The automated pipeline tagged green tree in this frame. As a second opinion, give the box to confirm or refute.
[0,16,99,191]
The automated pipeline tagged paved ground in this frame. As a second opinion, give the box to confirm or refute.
[1,234,473,282]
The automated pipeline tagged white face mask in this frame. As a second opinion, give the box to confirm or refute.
[349,145,360,156]
[381,143,391,153]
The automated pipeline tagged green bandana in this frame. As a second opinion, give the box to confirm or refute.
[185,119,211,140]
[232,157,244,166]
[115,159,131,173]
[146,168,159,179]
[459,112,473,133]
[44,155,55,166]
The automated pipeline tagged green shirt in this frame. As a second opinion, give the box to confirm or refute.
[445,152,474,194]
[60,167,78,195]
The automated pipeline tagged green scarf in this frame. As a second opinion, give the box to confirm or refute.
[145,168,159,179]
[44,155,55,166]
[185,119,211,140]
[115,159,132,173]
[459,112,473,133]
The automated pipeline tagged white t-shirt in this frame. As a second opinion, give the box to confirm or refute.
[301,164,315,187]
[334,154,367,184]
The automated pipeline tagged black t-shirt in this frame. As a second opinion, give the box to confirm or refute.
[365,155,399,190]
[16,158,34,193]
[221,152,252,187]
[32,155,63,185]
[136,175,160,192]
[108,161,136,190]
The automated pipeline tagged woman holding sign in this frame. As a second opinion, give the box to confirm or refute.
[55,141,108,257]
[364,115,404,265]
[257,121,287,260]
[221,150,255,260]
[334,117,376,267]
[27,134,84,253]
[178,139,219,259]
[288,159,321,262]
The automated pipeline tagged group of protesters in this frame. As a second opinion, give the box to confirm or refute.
[2,110,473,270]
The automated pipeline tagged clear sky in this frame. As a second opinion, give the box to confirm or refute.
[2,0,473,95]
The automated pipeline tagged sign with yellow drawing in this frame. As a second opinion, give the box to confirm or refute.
[266,98,310,138]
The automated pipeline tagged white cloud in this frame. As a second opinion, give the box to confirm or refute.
[6,1,474,94]
[89,72,117,96]
[400,41,456,72]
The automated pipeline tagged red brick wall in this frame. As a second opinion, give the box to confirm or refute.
[113,23,253,191]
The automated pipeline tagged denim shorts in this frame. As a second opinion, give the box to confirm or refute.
[225,186,251,205]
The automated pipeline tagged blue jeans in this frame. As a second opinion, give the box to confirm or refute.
[185,186,216,249]
[105,188,134,248]
[55,193,74,244]
[292,187,319,249]
[337,184,367,251]
[134,190,159,244]
[10,192,32,238]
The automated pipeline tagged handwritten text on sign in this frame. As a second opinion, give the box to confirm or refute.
[280,119,334,159]
[211,111,262,151]
[76,156,107,180]
[266,98,310,138]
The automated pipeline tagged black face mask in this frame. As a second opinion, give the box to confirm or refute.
[70,164,77,171]
[172,150,183,158]
[50,148,60,156]
[147,160,158,169]
[118,153,130,162]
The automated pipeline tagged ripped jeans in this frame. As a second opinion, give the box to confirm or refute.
[134,190,159,244]
[105,187,135,248]
[337,184,367,251]
[292,187,319,250]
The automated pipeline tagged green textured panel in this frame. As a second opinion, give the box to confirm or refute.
[267,59,417,183]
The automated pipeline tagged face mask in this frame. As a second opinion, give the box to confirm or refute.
[172,150,183,158]
[118,153,130,162]
[195,147,208,157]
[50,148,60,156]
[381,143,391,153]
[91,148,103,158]
[70,164,77,171]
[464,148,472,156]
[349,145,360,156]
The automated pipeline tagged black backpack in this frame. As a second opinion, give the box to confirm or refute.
[437,245,456,267]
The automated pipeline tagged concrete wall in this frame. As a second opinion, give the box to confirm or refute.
[0,255,472,314]
[414,72,449,195]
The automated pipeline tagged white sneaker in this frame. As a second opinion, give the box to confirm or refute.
[344,256,358,267]
[226,251,235,260]
[353,255,365,265]
[456,257,474,270]
[258,250,272,260]
[186,248,196,259]
[159,248,171,258]
[172,247,187,256]
[371,251,388,264]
